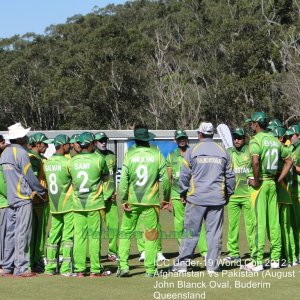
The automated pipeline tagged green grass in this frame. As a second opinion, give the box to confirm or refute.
[2,208,300,300]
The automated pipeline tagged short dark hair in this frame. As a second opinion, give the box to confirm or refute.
[0,135,4,142]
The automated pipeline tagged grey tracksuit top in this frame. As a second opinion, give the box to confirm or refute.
[179,138,235,206]
[1,144,45,208]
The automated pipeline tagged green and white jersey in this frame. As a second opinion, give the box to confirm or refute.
[95,149,116,200]
[68,152,109,212]
[249,131,290,180]
[228,144,251,199]
[119,144,171,206]
[288,140,300,199]
[0,163,8,208]
[44,154,73,214]
[166,148,186,200]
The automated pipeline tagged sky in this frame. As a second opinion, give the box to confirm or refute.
[0,0,127,38]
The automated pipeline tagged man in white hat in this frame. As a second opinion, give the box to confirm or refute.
[172,122,235,274]
[1,123,46,277]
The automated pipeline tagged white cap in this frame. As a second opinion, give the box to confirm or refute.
[198,122,214,135]
[4,123,31,140]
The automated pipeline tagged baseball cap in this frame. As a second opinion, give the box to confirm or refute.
[53,134,70,146]
[95,132,108,141]
[245,112,267,125]
[69,134,80,143]
[285,124,300,136]
[128,127,156,141]
[267,119,283,130]
[198,122,214,135]
[78,132,95,146]
[271,127,286,137]
[30,133,53,144]
[174,130,188,140]
[232,127,245,137]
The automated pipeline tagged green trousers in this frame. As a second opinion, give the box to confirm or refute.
[291,197,300,258]
[249,180,281,265]
[30,203,50,267]
[172,199,207,256]
[119,205,159,275]
[227,197,254,257]
[73,210,103,274]
[45,212,74,274]
[104,199,119,255]
[137,222,162,253]
[279,204,296,264]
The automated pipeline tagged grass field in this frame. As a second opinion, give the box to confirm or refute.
[2,208,300,300]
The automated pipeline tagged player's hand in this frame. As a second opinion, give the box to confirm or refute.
[247,178,260,188]
[111,192,117,201]
[181,196,187,204]
[122,203,132,211]
[167,200,173,212]
[161,200,171,212]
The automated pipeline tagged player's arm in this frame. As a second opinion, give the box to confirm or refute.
[277,146,293,181]
[118,153,131,211]
[248,138,261,188]
[179,148,192,202]
[224,151,235,200]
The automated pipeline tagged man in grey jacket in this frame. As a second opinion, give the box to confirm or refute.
[172,122,235,273]
[1,123,46,277]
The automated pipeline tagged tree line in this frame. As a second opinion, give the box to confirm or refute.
[0,0,299,130]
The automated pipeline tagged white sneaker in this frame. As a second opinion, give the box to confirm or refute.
[240,262,263,272]
[170,261,187,273]
[271,262,280,269]
[224,256,241,263]
[289,261,298,267]
[157,252,166,262]
[139,251,145,262]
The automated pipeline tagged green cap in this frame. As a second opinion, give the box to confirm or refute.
[95,132,108,141]
[232,127,245,137]
[30,133,53,145]
[78,132,95,146]
[267,119,283,130]
[285,124,300,136]
[245,112,267,125]
[129,127,156,142]
[271,127,286,137]
[174,130,188,140]
[69,134,80,143]
[53,134,70,146]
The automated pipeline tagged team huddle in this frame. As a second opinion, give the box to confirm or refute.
[0,112,300,278]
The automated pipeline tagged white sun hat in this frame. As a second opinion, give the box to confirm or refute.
[5,123,31,140]
[198,122,214,135]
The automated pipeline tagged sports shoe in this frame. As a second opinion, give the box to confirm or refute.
[224,256,241,263]
[100,269,112,277]
[271,262,280,269]
[240,262,263,272]
[289,262,298,267]
[74,272,85,278]
[116,268,130,277]
[61,272,76,277]
[108,253,119,262]
[157,252,166,262]
[170,261,187,273]
[145,272,156,277]
[15,272,37,277]
[139,251,145,262]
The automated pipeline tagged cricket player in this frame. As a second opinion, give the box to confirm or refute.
[68,132,111,277]
[95,132,119,262]
[166,130,207,257]
[28,132,52,272]
[0,135,8,272]
[243,112,292,271]
[225,127,254,262]
[271,127,297,266]
[44,134,74,276]
[285,124,300,263]
[117,125,171,277]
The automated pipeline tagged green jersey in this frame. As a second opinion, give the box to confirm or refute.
[68,152,109,212]
[228,144,251,199]
[0,163,8,208]
[119,144,171,206]
[28,149,48,204]
[288,140,300,199]
[44,154,73,214]
[249,131,290,180]
[95,149,116,200]
[166,148,186,200]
